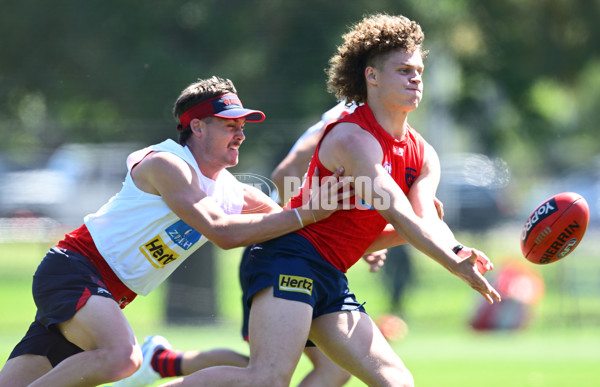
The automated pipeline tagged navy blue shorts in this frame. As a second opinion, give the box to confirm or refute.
[240,233,366,344]
[8,247,118,366]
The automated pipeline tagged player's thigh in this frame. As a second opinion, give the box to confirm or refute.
[247,287,312,375]
[0,355,52,387]
[56,295,137,352]
[310,311,410,385]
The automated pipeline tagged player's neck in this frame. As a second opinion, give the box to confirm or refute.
[188,143,225,181]
[368,101,410,140]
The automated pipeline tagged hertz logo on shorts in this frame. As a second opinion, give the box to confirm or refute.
[140,235,179,268]
[279,275,313,295]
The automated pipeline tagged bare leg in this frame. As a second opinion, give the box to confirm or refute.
[298,347,351,387]
[180,349,248,374]
[160,287,313,387]
[310,311,413,387]
[24,296,141,387]
[0,355,52,387]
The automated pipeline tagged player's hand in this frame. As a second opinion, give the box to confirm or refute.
[455,246,493,274]
[453,248,501,304]
[308,166,354,221]
[362,249,388,272]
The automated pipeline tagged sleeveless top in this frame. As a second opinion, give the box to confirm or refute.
[289,104,426,272]
[62,139,244,296]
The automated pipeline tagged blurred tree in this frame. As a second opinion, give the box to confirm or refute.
[433,0,600,175]
[1,0,599,177]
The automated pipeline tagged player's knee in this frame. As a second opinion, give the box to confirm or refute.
[102,344,143,382]
[365,361,413,387]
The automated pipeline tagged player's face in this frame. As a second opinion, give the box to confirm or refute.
[374,49,424,112]
[201,117,246,173]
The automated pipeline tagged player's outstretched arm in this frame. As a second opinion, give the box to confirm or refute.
[131,151,351,249]
[406,143,498,300]
[319,123,501,303]
[364,196,445,254]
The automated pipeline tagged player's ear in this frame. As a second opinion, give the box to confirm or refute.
[190,118,205,137]
[365,66,377,85]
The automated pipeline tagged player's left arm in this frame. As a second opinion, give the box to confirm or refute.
[364,194,445,253]
[407,143,457,245]
[408,143,494,273]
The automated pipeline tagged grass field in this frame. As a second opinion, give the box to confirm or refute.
[1,225,599,386]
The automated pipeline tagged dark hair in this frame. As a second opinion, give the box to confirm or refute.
[326,14,427,104]
[173,76,237,145]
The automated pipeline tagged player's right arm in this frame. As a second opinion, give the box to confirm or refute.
[318,123,500,304]
[131,151,348,250]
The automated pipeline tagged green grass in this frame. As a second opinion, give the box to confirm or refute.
[1,228,599,386]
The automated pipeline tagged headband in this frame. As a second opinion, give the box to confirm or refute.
[178,93,265,130]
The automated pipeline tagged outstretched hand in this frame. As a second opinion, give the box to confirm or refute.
[454,247,501,304]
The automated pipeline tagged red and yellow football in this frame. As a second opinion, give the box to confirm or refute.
[521,192,589,264]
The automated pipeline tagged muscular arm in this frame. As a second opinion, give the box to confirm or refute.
[131,151,343,250]
[319,123,500,303]
[367,179,446,253]
[365,196,445,253]
[406,142,462,248]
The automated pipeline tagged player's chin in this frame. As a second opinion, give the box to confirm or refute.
[404,99,421,111]
[227,154,240,166]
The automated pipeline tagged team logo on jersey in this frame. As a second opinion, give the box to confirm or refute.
[140,235,180,268]
[405,167,417,187]
[166,220,201,250]
[393,145,404,156]
[383,161,392,174]
[279,274,313,295]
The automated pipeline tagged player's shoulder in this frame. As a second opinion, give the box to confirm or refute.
[141,149,186,166]
[134,149,198,182]
[328,121,373,143]
[321,122,381,161]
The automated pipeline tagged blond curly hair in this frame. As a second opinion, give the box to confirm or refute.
[326,14,427,104]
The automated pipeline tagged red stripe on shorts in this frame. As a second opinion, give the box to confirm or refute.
[76,287,92,311]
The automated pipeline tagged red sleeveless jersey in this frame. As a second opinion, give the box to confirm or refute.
[289,104,426,272]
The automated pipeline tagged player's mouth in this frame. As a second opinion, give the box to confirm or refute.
[228,142,241,152]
